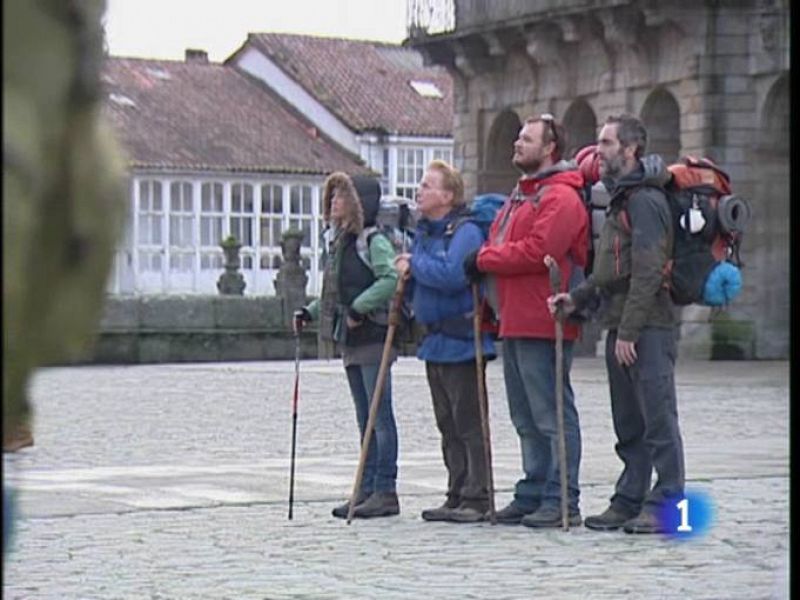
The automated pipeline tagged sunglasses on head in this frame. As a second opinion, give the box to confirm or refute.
[539,113,558,145]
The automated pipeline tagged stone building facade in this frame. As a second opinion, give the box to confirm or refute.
[408,0,790,359]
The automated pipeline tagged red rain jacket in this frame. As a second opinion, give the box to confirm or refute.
[477,164,589,341]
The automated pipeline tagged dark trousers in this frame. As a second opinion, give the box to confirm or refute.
[605,327,685,514]
[425,360,489,509]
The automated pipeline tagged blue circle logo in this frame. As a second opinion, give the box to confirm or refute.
[659,489,715,540]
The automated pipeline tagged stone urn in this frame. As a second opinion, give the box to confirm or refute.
[274,228,308,328]
[217,235,246,295]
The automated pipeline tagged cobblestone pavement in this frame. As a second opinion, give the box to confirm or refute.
[3,356,789,599]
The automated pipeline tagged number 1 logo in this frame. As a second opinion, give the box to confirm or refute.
[676,498,693,532]
[662,490,714,540]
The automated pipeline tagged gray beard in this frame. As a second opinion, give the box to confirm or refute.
[600,156,625,182]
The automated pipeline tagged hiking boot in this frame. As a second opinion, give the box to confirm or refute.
[491,502,535,525]
[584,505,638,531]
[331,491,369,519]
[421,499,459,522]
[351,491,400,519]
[623,509,665,534]
[448,503,487,523]
[520,505,582,528]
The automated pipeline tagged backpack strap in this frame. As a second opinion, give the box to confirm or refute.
[528,184,549,207]
[355,225,381,272]
[353,226,393,325]
[441,207,474,251]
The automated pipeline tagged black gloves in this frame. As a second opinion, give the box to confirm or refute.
[463,249,483,283]
[293,307,311,333]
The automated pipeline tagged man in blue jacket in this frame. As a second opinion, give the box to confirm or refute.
[395,160,496,523]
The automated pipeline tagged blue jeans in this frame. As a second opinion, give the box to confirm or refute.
[503,338,582,513]
[345,363,398,494]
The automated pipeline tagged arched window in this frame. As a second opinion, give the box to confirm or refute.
[563,99,598,159]
[481,109,521,194]
[760,73,789,154]
[640,88,681,164]
[753,73,790,357]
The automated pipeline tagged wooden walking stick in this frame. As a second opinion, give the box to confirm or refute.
[472,282,496,525]
[545,255,570,531]
[346,275,407,524]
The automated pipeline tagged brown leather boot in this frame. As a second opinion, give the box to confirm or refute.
[331,490,369,519]
[351,491,400,518]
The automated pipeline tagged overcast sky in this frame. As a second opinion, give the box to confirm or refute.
[103,0,408,62]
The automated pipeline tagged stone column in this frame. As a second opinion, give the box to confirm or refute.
[274,229,308,329]
[217,236,246,295]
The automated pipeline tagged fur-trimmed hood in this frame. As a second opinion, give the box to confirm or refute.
[321,172,381,235]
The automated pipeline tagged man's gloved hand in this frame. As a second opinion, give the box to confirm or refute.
[463,249,484,284]
[293,307,311,334]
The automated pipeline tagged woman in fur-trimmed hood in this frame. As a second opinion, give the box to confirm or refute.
[295,171,401,520]
[321,171,381,234]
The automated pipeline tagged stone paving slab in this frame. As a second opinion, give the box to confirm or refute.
[2,357,790,599]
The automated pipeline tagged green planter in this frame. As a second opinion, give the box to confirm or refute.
[711,314,755,360]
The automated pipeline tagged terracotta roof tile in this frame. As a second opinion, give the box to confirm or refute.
[243,33,453,137]
[102,56,371,175]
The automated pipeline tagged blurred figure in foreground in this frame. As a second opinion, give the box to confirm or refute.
[3,0,126,552]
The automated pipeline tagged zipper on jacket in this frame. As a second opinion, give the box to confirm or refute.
[614,234,621,276]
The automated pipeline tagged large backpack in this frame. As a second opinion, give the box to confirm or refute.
[355,195,416,266]
[660,156,751,306]
[572,145,608,279]
[351,196,418,344]
[442,193,506,247]
[576,148,752,307]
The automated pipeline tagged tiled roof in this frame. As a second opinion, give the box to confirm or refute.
[102,56,371,175]
[240,33,453,137]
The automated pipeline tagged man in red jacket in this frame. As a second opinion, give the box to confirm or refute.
[464,114,589,527]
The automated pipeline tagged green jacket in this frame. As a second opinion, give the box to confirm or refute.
[571,156,676,342]
[305,172,397,354]
[307,230,398,324]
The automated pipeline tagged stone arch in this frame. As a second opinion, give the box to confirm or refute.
[751,73,789,357]
[563,99,598,159]
[760,73,789,152]
[640,87,680,163]
[480,109,521,194]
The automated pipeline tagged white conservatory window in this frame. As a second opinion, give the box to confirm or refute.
[381,148,390,195]
[259,184,283,269]
[137,179,163,272]
[169,181,194,271]
[433,148,453,164]
[230,182,255,269]
[127,176,326,295]
[200,182,224,270]
[396,148,425,200]
[289,184,314,248]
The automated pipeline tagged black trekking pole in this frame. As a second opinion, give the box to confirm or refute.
[288,329,301,520]
[545,255,570,531]
[472,282,496,525]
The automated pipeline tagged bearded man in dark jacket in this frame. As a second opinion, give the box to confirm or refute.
[550,114,685,534]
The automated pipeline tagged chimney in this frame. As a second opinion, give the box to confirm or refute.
[185,49,208,63]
